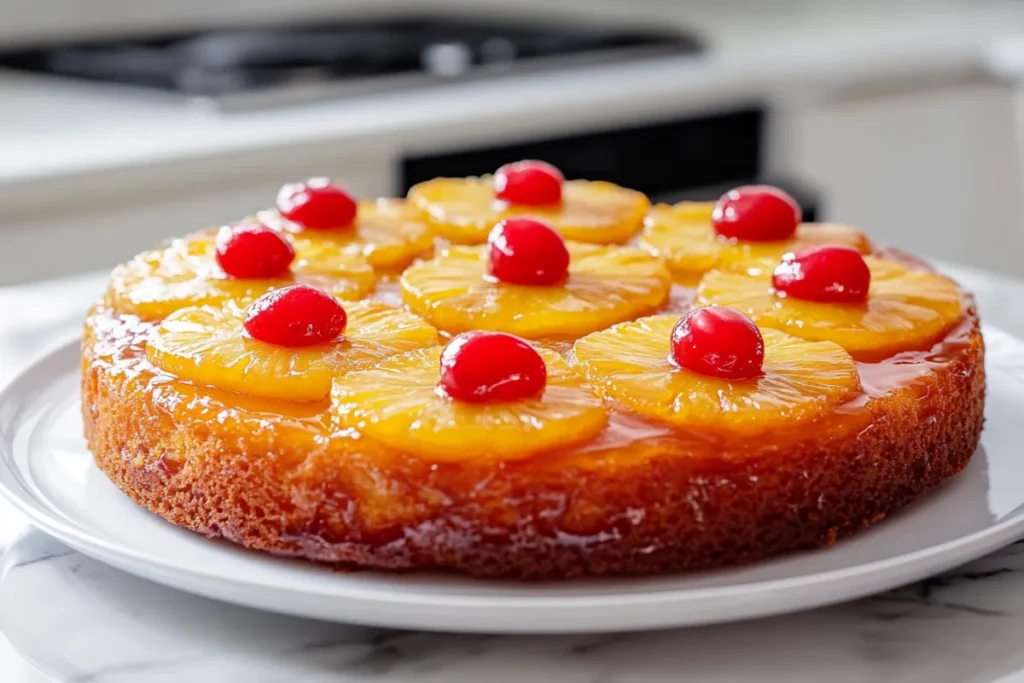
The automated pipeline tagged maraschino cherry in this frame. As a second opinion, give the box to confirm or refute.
[487,217,570,286]
[712,185,801,242]
[276,178,357,230]
[772,245,871,303]
[215,223,295,279]
[671,307,764,380]
[494,160,564,205]
[439,331,547,403]
[244,284,347,347]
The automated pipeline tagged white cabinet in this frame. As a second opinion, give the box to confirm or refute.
[0,148,395,286]
[773,80,1024,276]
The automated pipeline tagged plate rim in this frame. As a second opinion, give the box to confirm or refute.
[3,332,1024,630]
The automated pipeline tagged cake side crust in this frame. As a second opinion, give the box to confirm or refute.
[81,310,986,579]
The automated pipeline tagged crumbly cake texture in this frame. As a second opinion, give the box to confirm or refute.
[81,305,985,578]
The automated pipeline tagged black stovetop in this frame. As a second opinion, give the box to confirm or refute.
[0,15,703,109]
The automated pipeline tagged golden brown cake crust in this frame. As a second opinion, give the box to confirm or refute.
[81,306,985,579]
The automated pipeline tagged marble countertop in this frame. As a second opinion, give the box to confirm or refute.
[2,265,1024,682]
[5,527,1024,683]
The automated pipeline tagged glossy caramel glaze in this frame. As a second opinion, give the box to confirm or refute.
[81,271,985,578]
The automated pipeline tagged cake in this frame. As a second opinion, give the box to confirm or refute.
[81,166,985,579]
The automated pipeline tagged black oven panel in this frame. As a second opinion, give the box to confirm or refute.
[401,107,817,220]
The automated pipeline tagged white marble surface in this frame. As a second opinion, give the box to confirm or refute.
[5,526,1024,683]
[6,527,1024,683]
[2,265,1024,682]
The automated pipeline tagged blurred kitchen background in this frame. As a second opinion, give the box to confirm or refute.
[2,0,1024,285]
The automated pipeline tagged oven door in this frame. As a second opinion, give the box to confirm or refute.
[401,106,818,220]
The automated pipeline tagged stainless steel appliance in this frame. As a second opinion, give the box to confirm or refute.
[0,14,703,111]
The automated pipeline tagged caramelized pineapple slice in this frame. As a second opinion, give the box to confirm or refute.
[146,300,437,402]
[331,346,608,460]
[107,235,375,321]
[400,242,671,340]
[639,201,872,285]
[573,315,859,434]
[695,258,963,360]
[408,176,648,245]
[258,198,434,273]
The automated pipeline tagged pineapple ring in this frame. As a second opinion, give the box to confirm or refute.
[107,235,376,321]
[638,202,872,286]
[331,346,609,461]
[257,198,434,273]
[408,176,649,245]
[146,300,438,403]
[573,315,860,435]
[696,258,964,360]
[400,242,671,340]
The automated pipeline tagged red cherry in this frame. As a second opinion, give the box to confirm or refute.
[276,178,357,230]
[215,223,295,279]
[243,284,347,347]
[494,160,564,205]
[487,218,570,286]
[671,307,764,380]
[772,245,871,303]
[712,185,801,242]
[439,331,547,403]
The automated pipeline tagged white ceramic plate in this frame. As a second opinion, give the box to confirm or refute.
[2,332,1024,634]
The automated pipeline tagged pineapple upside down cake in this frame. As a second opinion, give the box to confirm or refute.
[82,163,985,579]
